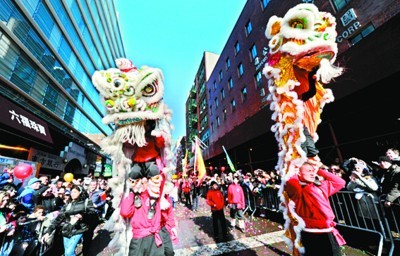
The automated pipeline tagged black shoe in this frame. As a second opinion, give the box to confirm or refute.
[134,194,142,208]
[148,202,156,219]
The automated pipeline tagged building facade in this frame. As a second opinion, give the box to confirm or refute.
[0,0,124,177]
[187,0,400,173]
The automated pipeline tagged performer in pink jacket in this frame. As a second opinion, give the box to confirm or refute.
[285,162,346,256]
[120,181,178,256]
[227,175,246,232]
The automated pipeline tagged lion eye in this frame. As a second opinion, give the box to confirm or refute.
[114,79,122,88]
[290,19,305,29]
[142,83,156,97]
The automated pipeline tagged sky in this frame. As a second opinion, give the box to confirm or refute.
[114,0,247,142]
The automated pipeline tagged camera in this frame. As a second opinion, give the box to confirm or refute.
[341,159,357,173]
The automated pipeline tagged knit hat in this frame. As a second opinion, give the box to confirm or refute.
[379,156,392,164]
[27,177,41,186]
[210,180,218,187]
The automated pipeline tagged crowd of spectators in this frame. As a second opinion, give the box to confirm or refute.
[0,147,398,255]
[172,147,400,221]
[0,169,112,256]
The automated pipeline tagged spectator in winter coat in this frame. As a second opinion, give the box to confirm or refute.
[227,175,246,232]
[182,178,192,208]
[0,191,14,256]
[18,177,46,213]
[378,156,400,207]
[0,166,14,190]
[206,181,228,241]
[41,185,97,256]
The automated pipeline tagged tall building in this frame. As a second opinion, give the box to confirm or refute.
[186,0,400,173]
[0,0,124,177]
[185,51,219,147]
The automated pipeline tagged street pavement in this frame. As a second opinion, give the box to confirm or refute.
[172,197,368,256]
[91,196,370,255]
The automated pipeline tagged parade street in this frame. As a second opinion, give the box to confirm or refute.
[170,197,367,256]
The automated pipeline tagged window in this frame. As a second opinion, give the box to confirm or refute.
[211,122,214,133]
[219,70,223,81]
[43,84,59,111]
[350,24,375,45]
[238,63,244,77]
[255,71,262,87]
[216,116,220,127]
[332,0,351,12]
[245,20,253,36]
[199,81,205,94]
[64,101,75,124]
[231,99,236,112]
[214,97,219,108]
[228,78,234,90]
[235,41,240,55]
[241,87,248,102]
[250,44,257,61]
[261,0,270,9]
[226,57,231,70]
[260,88,266,96]
[223,109,227,120]
[221,88,225,99]
[213,81,217,90]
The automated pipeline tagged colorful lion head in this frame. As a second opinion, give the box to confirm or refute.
[92,58,166,126]
[265,3,339,72]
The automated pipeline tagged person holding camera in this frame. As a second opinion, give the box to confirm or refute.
[41,185,96,256]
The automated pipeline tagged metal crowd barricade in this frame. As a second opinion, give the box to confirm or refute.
[244,185,282,219]
[378,195,400,254]
[329,191,395,256]
[259,186,281,212]
[242,184,257,217]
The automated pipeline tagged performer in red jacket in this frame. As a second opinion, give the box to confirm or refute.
[285,162,346,256]
[206,181,228,241]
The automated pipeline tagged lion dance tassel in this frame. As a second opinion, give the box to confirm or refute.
[262,3,343,255]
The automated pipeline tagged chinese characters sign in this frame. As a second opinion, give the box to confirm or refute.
[28,148,65,171]
[0,95,53,144]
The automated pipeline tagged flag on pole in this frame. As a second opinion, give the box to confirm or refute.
[222,145,236,172]
[194,138,206,181]
[182,149,188,177]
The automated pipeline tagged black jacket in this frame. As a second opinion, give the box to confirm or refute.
[45,198,96,236]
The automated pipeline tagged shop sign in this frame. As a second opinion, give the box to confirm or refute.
[0,95,53,144]
[341,8,357,27]
[28,148,65,171]
[336,21,361,43]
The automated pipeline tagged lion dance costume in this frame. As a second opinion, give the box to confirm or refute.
[92,58,178,255]
[262,4,343,255]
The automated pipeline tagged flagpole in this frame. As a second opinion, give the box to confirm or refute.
[222,145,236,172]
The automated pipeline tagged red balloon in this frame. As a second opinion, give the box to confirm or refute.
[209,166,213,171]
[220,166,226,172]
[14,163,33,180]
